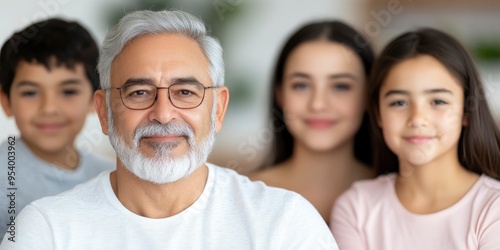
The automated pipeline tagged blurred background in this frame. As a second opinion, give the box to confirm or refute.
[1,0,499,174]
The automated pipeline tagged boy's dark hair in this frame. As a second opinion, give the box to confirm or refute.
[0,18,99,98]
[268,21,375,167]
[367,28,500,180]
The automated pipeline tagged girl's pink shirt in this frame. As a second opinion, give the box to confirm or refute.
[331,173,500,250]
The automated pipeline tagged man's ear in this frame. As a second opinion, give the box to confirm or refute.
[215,86,229,133]
[0,87,12,117]
[94,90,109,135]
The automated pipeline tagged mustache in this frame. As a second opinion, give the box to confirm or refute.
[133,122,195,144]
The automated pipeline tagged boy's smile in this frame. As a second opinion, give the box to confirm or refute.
[35,122,67,134]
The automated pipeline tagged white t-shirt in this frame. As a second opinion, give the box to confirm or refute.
[331,173,500,250]
[0,137,114,236]
[1,163,338,249]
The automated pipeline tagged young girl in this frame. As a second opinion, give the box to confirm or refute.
[330,28,500,249]
[249,21,375,223]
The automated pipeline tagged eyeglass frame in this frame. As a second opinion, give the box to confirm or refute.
[106,81,219,110]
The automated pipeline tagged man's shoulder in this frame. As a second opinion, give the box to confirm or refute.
[209,163,301,194]
[207,163,332,230]
[30,171,108,210]
[208,163,313,209]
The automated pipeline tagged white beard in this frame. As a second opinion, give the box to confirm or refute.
[106,91,216,184]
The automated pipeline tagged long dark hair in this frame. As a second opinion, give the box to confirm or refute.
[268,21,374,167]
[367,28,500,180]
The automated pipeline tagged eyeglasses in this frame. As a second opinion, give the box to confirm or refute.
[109,82,218,110]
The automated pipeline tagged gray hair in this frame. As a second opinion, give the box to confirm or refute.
[97,10,224,89]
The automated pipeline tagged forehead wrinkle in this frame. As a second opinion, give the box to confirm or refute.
[112,34,211,88]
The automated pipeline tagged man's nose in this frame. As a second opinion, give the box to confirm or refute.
[148,89,178,124]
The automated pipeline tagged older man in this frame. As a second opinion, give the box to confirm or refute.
[1,10,338,249]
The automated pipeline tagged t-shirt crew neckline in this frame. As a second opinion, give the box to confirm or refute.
[388,173,484,219]
[101,164,215,224]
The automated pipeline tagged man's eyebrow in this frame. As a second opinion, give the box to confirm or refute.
[122,78,154,86]
[171,77,202,85]
[122,77,203,86]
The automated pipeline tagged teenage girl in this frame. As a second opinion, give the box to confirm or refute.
[250,21,375,223]
[331,28,500,249]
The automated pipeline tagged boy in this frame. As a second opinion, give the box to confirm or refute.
[0,18,114,237]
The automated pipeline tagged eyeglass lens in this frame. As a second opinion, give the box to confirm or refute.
[120,82,206,109]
